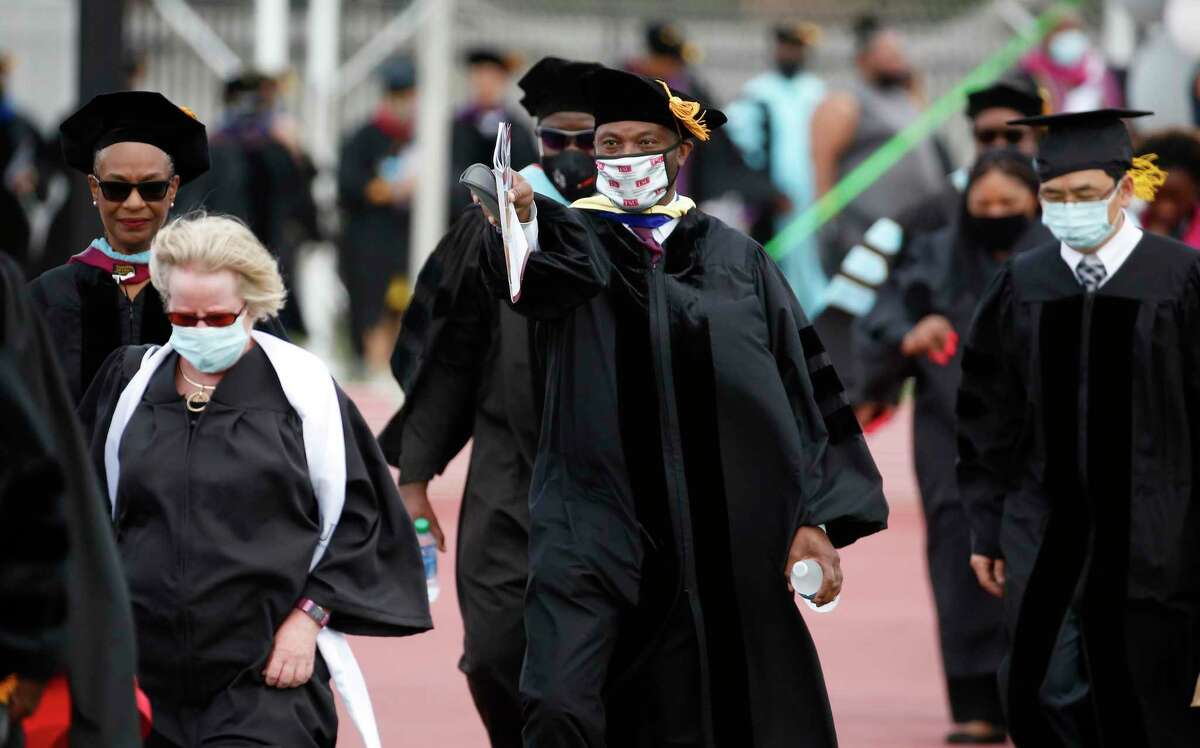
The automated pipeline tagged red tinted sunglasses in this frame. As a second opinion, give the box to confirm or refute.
[166,306,246,328]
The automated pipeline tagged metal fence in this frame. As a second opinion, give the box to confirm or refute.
[122,0,1047,165]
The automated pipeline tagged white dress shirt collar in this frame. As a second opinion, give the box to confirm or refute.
[1059,210,1144,289]
[625,192,688,245]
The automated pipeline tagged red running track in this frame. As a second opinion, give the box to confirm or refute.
[339,389,1006,747]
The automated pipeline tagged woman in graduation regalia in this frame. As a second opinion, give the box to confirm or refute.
[855,150,1051,744]
[958,109,1200,746]
[78,215,431,747]
[484,68,889,747]
[28,91,282,404]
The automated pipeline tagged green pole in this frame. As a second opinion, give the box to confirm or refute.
[765,0,1080,261]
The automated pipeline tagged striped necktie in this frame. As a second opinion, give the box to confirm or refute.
[1075,254,1107,292]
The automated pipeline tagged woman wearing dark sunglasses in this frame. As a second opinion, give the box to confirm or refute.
[28,91,284,403]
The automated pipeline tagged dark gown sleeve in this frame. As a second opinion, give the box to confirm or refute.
[3,255,142,746]
[756,249,889,548]
[478,196,608,320]
[956,265,1023,559]
[377,211,493,479]
[337,128,376,214]
[302,387,433,636]
[393,288,491,482]
[0,353,68,681]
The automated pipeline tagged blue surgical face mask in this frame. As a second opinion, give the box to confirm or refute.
[1040,186,1119,250]
[1048,29,1089,68]
[169,313,250,373]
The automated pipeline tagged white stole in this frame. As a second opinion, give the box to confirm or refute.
[103,331,382,748]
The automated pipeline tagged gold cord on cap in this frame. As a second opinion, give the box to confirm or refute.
[179,105,200,121]
[655,80,711,142]
[1128,154,1167,201]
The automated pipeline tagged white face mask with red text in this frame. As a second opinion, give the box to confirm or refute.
[594,143,679,212]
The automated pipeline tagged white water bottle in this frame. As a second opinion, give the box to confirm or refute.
[415,518,440,602]
[791,560,839,613]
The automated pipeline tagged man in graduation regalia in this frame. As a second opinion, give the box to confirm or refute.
[957,109,1200,746]
[483,67,889,747]
[377,56,602,748]
[29,91,284,403]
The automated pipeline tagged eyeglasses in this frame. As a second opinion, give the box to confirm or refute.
[973,128,1026,147]
[91,177,172,203]
[166,306,246,328]
[536,127,595,152]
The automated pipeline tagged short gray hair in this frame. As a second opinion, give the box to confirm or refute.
[150,212,286,321]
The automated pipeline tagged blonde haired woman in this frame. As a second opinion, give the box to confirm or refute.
[79,214,431,748]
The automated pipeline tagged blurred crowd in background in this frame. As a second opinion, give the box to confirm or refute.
[1,0,1199,381]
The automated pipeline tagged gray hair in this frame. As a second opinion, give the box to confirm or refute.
[150,212,286,321]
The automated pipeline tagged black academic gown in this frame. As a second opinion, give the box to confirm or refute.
[78,344,432,746]
[378,206,538,747]
[480,197,889,747]
[0,253,142,747]
[337,122,414,352]
[855,223,1047,724]
[957,232,1200,746]
[28,260,287,404]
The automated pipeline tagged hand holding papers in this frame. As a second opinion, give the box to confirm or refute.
[457,123,532,303]
[493,123,532,302]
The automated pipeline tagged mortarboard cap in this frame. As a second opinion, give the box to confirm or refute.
[1009,108,1151,182]
[223,71,270,103]
[966,72,1045,119]
[583,67,725,143]
[774,22,822,47]
[465,48,511,70]
[60,91,209,184]
[518,57,604,119]
[380,57,416,92]
[645,22,700,63]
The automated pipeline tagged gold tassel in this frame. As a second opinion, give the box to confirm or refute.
[179,105,200,121]
[1128,153,1168,201]
[655,79,710,142]
[0,674,17,704]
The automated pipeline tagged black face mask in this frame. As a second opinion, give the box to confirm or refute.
[543,149,597,203]
[776,60,803,78]
[873,70,912,91]
[962,213,1031,253]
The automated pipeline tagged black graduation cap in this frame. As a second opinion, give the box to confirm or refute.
[1008,108,1152,182]
[774,21,822,47]
[465,48,510,70]
[645,22,699,63]
[965,72,1044,119]
[380,57,416,92]
[60,91,209,184]
[223,71,269,103]
[583,67,726,142]
[518,57,604,119]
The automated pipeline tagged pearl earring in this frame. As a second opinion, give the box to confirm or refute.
[92,200,97,206]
